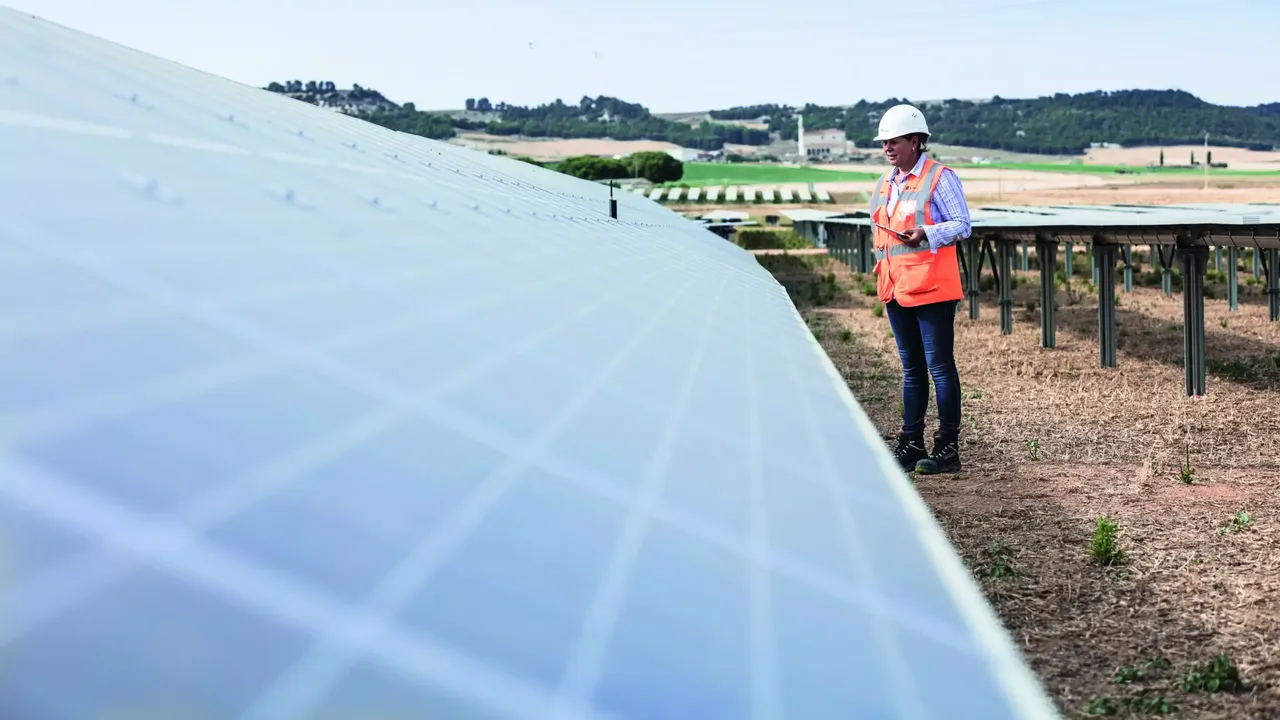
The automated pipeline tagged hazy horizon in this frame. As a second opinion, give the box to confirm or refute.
[9,0,1277,114]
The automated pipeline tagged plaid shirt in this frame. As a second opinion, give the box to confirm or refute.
[878,153,972,254]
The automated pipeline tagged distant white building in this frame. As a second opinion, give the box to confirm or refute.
[803,129,850,158]
[666,147,714,162]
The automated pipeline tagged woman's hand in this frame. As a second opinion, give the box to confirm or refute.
[901,228,927,247]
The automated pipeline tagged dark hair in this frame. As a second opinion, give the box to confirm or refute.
[911,133,930,154]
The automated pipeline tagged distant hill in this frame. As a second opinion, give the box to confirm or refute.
[266,83,1280,156]
[708,90,1280,154]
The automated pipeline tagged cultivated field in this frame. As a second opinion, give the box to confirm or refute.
[754,242,1280,719]
[447,132,1280,208]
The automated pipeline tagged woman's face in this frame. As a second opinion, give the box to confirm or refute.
[881,135,918,167]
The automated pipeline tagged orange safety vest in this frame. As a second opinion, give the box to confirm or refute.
[870,156,964,307]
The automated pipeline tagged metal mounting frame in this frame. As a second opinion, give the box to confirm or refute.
[1180,244,1210,397]
[1227,246,1240,311]
[994,238,1016,335]
[1036,235,1057,349]
[961,235,986,320]
[1155,244,1177,297]
[1094,237,1119,368]
[1266,248,1280,322]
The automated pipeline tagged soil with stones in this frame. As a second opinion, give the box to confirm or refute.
[756,249,1280,719]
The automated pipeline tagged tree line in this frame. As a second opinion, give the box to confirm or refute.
[265,82,768,149]
[712,90,1280,153]
[267,82,1280,155]
[460,95,770,149]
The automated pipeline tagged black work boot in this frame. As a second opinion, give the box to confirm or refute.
[892,433,927,472]
[915,433,961,475]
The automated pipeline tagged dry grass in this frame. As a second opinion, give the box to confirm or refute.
[756,250,1280,719]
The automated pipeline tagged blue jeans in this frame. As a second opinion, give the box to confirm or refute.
[884,298,961,441]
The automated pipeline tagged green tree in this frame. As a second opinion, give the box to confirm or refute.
[556,155,630,181]
[626,151,684,183]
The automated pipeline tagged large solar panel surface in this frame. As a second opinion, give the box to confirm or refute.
[0,7,1059,720]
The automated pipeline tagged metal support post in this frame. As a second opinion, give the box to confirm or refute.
[1037,237,1057,349]
[841,226,852,266]
[1213,246,1223,272]
[1096,244,1119,368]
[1156,245,1176,297]
[1121,245,1134,292]
[1090,245,1099,285]
[861,226,872,274]
[1020,242,1030,271]
[1180,247,1209,397]
[1064,241,1074,277]
[963,236,985,320]
[996,240,1015,335]
[1267,249,1280,322]
[1227,246,1239,311]
[1254,248,1263,277]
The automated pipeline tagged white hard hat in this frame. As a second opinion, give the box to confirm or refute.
[874,104,930,142]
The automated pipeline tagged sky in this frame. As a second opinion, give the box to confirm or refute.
[9,0,1278,113]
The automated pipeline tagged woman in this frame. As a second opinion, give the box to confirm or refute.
[867,104,972,475]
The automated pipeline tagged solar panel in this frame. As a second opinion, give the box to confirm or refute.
[0,7,1060,720]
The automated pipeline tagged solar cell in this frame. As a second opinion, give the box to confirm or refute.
[0,7,1060,720]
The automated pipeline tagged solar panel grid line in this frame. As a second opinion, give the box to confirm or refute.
[0,109,612,228]
[1,247,682,641]
[4,31,627,225]
[239,258,717,720]
[800,327,1062,719]
[0,458,588,720]
[0,251,691,645]
[776,325,931,720]
[0,540,133,647]
[0,217,647,444]
[552,276,731,715]
[742,292,784,720]
[0,403,407,648]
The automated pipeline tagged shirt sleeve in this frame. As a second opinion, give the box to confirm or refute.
[923,168,972,253]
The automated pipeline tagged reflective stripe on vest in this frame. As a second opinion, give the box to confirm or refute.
[872,242,932,262]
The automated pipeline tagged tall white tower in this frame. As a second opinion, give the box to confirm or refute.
[797,113,806,159]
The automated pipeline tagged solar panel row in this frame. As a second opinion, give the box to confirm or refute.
[0,7,1060,720]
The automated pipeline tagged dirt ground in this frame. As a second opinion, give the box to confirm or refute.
[1083,146,1280,172]
[755,250,1280,719]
